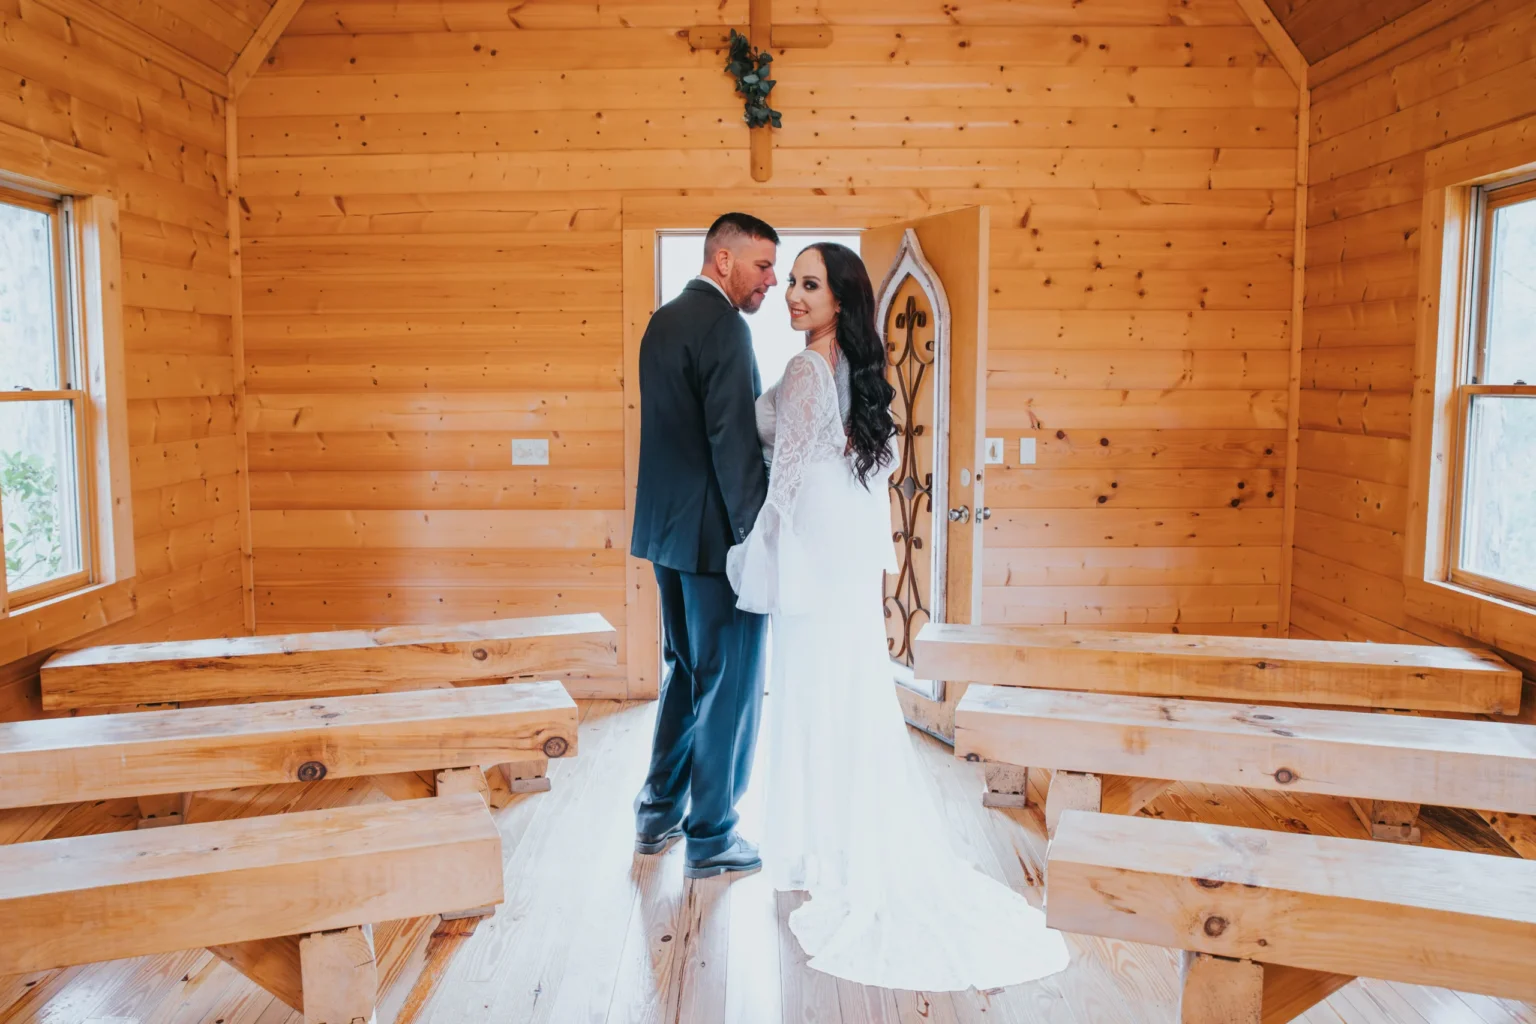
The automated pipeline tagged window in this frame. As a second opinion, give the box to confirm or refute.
[1452,178,1536,606]
[0,186,92,609]
[0,133,134,657]
[1408,116,1536,660]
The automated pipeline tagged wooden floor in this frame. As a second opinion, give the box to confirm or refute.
[3,697,1534,1024]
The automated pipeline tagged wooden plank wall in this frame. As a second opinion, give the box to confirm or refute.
[238,0,1299,694]
[0,0,249,722]
[1291,0,1536,647]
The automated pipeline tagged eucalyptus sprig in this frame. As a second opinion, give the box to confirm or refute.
[725,28,782,130]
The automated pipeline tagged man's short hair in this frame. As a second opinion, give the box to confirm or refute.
[703,212,779,262]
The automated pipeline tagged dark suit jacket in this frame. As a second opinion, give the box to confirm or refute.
[630,279,768,574]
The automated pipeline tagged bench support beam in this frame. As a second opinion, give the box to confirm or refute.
[1180,952,1262,1023]
[1260,964,1355,1024]
[300,924,378,1024]
[210,935,305,1010]
[1351,799,1422,844]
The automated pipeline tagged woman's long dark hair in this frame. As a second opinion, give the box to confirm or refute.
[804,242,897,487]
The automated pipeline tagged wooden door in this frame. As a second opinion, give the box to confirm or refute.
[862,207,989,742]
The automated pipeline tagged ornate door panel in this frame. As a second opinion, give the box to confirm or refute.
[878,238,948,703]
[862,209,990,742]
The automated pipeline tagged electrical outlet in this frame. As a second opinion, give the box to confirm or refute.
[984,437,1004,464]
[1019,438,1037,465]
[512,438,550,466]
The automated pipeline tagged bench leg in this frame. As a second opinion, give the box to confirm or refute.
[502,757,552,795]
[1044,770,1102,838]
[136,792,192,828]
[1350,799,1422,844]
[1180,951,1262,1024]
[435,767,490,806]
[434,768,499,921]
[300,924,378,1024]
[440,905,498,922]
[982,764,1029,809]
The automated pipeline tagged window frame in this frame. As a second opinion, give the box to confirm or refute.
[1406,114,1536,661]
[0,184,97,608]
[1443,176,1536,610]
[0,125,136,662]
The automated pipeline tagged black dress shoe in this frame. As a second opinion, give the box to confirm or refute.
[635,824,685,855]
[684,836,762,879]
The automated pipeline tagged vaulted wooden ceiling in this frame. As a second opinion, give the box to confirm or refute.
[69,0,1453,94]
[1261,0,1442,63]
[86,0,281,73]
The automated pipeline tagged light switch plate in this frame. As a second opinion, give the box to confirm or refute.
[984,437,1004,465]
[1019,438,1037,465]
[511,438,550,466]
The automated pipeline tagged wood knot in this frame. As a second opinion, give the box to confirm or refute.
[1274,768,1296,785]
[543,736,570,759]
[297,761,328,782]
[1195,878,1224,889]
[472,648,489,661]
[1203,916,1228,937]
[964,753,980,762]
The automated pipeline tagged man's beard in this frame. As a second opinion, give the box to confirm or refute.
[728,268,766,313]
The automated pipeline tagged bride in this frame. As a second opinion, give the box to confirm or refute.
[725,242,1071,992]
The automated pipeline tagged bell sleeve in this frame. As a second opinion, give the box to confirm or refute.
[726,353,826,614]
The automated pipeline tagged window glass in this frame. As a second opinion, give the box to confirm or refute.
[1482,194,1536,385]
[0,199,61,390]
[0,399,84,593]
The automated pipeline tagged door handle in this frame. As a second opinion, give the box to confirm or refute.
[948,506,970,523]
[979,507,992,521]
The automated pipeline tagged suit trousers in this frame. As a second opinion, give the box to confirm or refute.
[635,564,767,860]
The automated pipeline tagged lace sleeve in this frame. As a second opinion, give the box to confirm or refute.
[763,353,825,523]
[726,353,832,613]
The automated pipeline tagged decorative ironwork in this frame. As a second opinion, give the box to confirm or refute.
[884,291,936,668]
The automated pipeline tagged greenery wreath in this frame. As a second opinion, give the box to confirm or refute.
[725,29,783,129]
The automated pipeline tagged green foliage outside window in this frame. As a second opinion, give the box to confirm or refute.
[2,449,63,588]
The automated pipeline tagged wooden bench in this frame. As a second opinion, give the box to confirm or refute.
[1046,811,1536,1021]
[915,623,1522,715]
[955,684,1536,841]
[0,679,579,822]
[0,793,503,1023]
[39,612,618,710]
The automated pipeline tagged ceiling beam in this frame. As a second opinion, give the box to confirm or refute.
[228,0,306,99]
[1232,0,1309,90]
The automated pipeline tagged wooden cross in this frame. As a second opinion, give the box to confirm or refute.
[686,0,832,182]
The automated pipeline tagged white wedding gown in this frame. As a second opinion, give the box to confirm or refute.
[726,348,1071,992]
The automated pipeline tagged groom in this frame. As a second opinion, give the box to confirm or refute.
[630,212,780,879]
